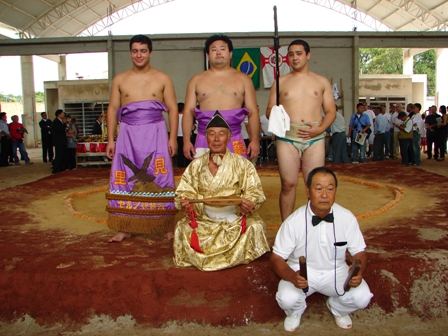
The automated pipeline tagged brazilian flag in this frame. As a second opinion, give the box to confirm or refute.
[232,48,260,89]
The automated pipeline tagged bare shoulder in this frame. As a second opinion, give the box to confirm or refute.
[234,69,253,85]
[279,71,294,83]
[152,68,171,79]
[188,71,207,85]
[113,69,131,83]
[310,71,331,86]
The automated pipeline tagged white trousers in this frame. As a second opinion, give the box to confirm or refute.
[276,266,373,317]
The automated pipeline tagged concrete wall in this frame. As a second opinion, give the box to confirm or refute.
[359,75,413,101]
[44,86,59,120]
[412,82,426,107]
[1,102,45,117]
[44,79,109,105]
[44,79,109,122]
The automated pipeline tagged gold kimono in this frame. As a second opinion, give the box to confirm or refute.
[173,150,270,271]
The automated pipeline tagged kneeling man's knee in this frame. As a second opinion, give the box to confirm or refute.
[276,290,302,311]
[355,290,373,310]
[351,282,373,310]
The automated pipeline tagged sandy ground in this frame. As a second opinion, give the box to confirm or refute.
[1,148,448,335]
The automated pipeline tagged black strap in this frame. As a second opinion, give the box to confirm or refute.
[355,114,367,130]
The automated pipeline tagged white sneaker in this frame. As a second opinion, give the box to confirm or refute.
[284,313,301,332]
[326,298,352,329]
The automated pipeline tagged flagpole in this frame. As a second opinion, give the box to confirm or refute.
[273,5,280,106]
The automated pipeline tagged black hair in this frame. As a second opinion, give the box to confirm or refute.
[129,34,153,52]
[306,167,338,188]
[205,34,233,54]
[40,112,47,117]
[356,102,364,108]
[398,112,407,119]
[288,39,310,54]
[414,103,422,111]
[440,105,447,115]
[55,109,64,117]
[0,112,6,119]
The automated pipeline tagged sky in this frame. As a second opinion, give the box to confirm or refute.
[0,0,386,97]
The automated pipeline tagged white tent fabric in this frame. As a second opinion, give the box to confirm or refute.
[0,0,447,39]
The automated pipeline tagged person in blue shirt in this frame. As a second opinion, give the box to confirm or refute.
[347,103,371,163]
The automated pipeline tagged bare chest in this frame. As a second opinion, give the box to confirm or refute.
[281,77,323,103]
[280,77,324,122]
[196,76,244,109]
[120,77,164,104]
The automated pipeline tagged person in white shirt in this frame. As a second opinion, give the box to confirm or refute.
[373,107,388,161]
[391,104,406,159]
[0,112,12,167]
[329,111,349,164]
[260,114,272,136]
[420,113,427,154]
[260,113,274,161]
[410,103,423,166]
[177,102,192,167]
[396,112,414,166]
[271,166,373,332]
[383,104,394,158]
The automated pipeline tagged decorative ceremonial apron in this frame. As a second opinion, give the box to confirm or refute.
[106,100,176,234]
[193,108,249,158]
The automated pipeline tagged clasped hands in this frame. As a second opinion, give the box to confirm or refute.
[297,123,324,140]
[291,264,363,289]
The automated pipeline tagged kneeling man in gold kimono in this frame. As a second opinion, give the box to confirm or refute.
[173,111,270,271]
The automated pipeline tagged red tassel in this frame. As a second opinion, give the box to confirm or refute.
[188,203,203,253]
[188,203,198,229]
[190,230,204,253]
[241,215,247,234]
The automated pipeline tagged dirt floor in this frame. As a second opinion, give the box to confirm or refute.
[0,148,448,335]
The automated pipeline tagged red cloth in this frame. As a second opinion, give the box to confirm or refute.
[241,215,247,234]
[99,143,107,152]
[9,122,24,142]
[188,204,204,253]
[90,143,99,152]
[76,144,87,153]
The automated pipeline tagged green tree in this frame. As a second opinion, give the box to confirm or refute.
[414,49,436,97]
[35,91,45,102]
[0,92,46,102]
[0,93,21,102]
[359,48,436,96]
[359,48,403,74]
